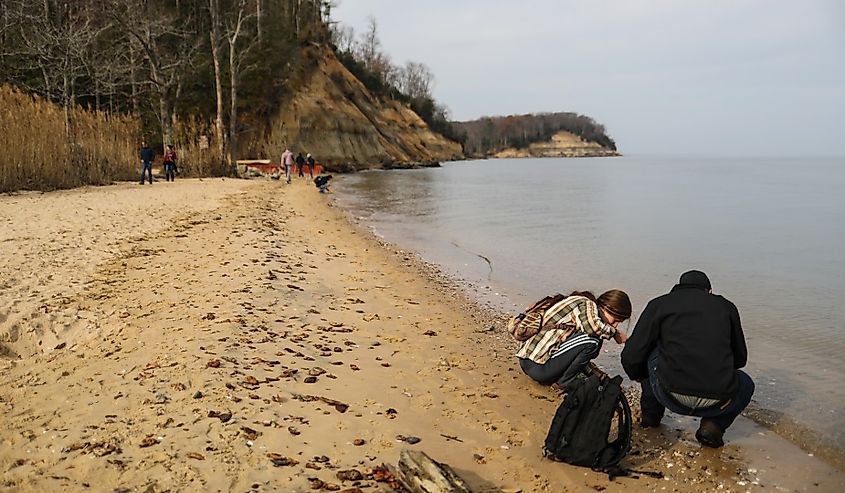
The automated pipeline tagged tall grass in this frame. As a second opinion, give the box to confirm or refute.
[172,116,228,177]
[0,85,141,193]
[0,86,232,192]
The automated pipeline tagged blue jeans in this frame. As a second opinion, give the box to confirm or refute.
[519,333,602,388]
[640,350,754,431]
[164,163,175,181]
[140,161,153,183]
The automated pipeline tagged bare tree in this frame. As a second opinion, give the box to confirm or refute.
[330,23,355,52]
[224,0,258,173]
[357,16,380,71]
[110,0,202,146]
[255,0,262,42]
[209,0,226,166]
[397,61,434,100]
[4,1,107,133]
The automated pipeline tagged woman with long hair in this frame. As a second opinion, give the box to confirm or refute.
[516,289,632,390]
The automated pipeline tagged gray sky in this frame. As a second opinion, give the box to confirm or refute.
[332,0,845,156]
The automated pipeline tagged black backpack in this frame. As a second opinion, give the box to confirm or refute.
[543,373,631,471]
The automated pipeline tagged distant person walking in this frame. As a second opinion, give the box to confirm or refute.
[306,153,316,178]
[295,152,306,178]
[281,147,294,184]
[139,141,154,185]
[163,144,177,182]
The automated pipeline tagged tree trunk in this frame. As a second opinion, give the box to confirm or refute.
[209,0,226,168]
[228,39,238,175]
[159,90,173,147]
[129,44,138,115]
[255,0,261,43]
[295,0,301,37]
[62,71,70,137]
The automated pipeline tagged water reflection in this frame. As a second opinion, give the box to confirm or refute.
[333,156,845,448]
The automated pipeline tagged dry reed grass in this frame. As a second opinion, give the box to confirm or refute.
[0,85,140,193]
[172,116,227,177]
[0,86,231,193]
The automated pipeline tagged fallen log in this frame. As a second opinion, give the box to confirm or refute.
[397,449,473,493]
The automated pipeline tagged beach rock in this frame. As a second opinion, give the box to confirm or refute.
[267,453,298,467]
[139,436,158,448]
[241,427,259,440]
[208,410,232,423]
[336,469,364,481]
[396,435,421,444]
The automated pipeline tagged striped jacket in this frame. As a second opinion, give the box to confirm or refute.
[515,296,617,364]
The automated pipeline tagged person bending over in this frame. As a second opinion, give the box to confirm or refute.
[314,174,332,193]
[621,270,754,448]
[517,290,631,391]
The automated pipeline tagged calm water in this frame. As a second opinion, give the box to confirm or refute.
[332,156,845,448]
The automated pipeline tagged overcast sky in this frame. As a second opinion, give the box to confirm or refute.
[331,0,845,156]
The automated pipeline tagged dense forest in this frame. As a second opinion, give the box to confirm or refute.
[453,112,617,157]
[0,0,456,174]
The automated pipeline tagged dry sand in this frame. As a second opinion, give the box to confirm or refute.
[1,178,844,492]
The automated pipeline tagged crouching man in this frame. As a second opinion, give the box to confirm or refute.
[620,270,754,447]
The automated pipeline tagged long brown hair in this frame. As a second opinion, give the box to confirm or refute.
[598,289,632,321]
[568,289,632,322]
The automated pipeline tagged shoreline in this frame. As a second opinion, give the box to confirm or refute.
[335,199,845,474]
[1,178,843,492]
[330,166,845,474]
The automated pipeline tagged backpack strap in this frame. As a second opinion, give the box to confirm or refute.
[592,376,632,470]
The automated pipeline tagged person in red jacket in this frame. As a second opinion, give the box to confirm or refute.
[163,144,177,182]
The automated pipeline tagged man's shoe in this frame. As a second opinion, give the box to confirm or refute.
[695,419,725,448]
[640,414,663,428]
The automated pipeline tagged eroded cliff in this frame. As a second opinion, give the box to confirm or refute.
[493,131,619,158]
[259,47,463,171]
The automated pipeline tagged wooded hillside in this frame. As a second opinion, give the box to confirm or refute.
[0,1,461,178]
[0,0,328,172]
[453,112,617,157]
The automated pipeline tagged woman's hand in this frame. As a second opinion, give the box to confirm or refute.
[613,330,628,344]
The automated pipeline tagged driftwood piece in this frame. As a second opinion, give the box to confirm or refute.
[397,449,473,493]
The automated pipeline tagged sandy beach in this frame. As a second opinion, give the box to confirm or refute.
[1,178,843,492]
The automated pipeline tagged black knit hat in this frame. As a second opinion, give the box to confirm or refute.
[678,270,711,290]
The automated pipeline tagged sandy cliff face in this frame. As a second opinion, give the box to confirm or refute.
[493,131,618,158]
[260,48,463,171]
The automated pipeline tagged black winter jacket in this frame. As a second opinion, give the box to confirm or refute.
[140,146,155,163]
[621,284,748,400]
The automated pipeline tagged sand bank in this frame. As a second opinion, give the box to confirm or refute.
[1,178,843,492]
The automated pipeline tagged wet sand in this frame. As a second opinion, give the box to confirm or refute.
[1,178,843,492]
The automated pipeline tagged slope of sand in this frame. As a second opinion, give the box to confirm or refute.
[1,178,843,492]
